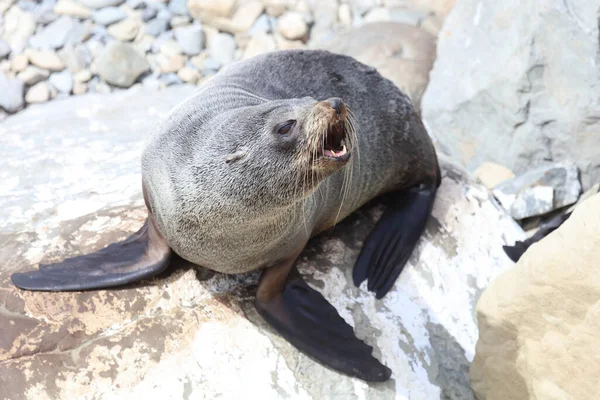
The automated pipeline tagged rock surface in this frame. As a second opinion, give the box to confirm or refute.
[95,41,149,87]
[323,22,436,111]
[471,192,600,400]
[474,162,515,190]
[0,86,523,399]
[422,0,600,190]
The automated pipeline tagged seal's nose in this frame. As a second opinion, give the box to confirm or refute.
[328,98,343,115]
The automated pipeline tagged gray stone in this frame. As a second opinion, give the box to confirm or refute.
[17,0,36,11]
[422,0,600,191]
[92,6,126,25]
[168,0,186,15]
[159,72,181,85]
[54,0,91,18]
[126,0,143,8]
[201,57,220,74]
[145,18,169,36]
[173,24,204,56]
[59,44,91,72]
[95,41,150,87]
[2,6,37,54]
[208,32,235,65]
[493,161,582,220]
[29,16,78,49]
[169,15,190,27]
[49,69,73,93]
[141,7,157,21]
[17,65,50,85]
[107,17,142,41]
[0,72,24,112]
[156,8,171,20]
[248,13,272,37]
[36,9,58,24]
[0,87,523,398]
[0,40,11,59]
[76,0,124,9]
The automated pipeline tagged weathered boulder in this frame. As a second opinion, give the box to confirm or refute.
[322,23,436,111]
[471,193,600,400]
[0,86,523,399]
[422,0,600,190]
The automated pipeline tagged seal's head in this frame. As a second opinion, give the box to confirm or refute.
[213,95,358,208]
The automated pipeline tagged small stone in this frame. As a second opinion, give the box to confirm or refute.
[54,0,91,17]
[59,44,91,73]
[230,1,263,31]
[274,34,303,50]
[145,18,169,36]
[126,0,144,9]
[17,66,50,85]
[49,69,73,93]
[201,57,220,74]
[187,0,234,19]
[92,6,127,25]
[142,74,164,90]
[95,41,150,87]
[475,162,516,189]
[158,53,185,73]
[277,11,307,40]
[107,17,142,41]
[77,0,125,9]
[25,81,49,103]
[208,32,235,65]
[0,72,24,112]
[141,7,157,21]
[264,0,287,17]
[188,53,204,69]
[93,80,111,93]
[176,66,199,83]
[0,0,15,13]
[159,40,183,57]
[156,8,171,20]
[3,6,37,54]
[0,40,11,60]
[11,54,29,72]
[510,186,554,220]
[248,14,271,37]
[170,15,190,27]
[135,34,155,53]
[86,39,104,58]
[0,60,11,73]
[29,16,78,50]
[168,0,186,15]
[28,50,65,71]
[363,7,391,23]
[338,4,352,27]
[66,20,93,45]
[243,32,275,59]
[74,68,92,82]
[173,24,204,56]
[72,80,87,94]
[160,72,181,86]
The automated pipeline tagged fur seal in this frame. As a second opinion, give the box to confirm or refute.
[12,50,440,382]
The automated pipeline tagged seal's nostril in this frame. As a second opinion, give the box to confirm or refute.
[328,98,343,115]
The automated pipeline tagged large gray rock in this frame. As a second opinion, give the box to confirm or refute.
[0,86,524,399]
[422,0,600,190]
[95,41,150,87]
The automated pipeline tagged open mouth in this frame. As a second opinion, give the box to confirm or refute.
[322,121,350,161]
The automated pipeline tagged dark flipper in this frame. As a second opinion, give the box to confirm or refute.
[353,185,437,299]
[11,214,171,291]
[256,258,391,382]
[503,211,572,263]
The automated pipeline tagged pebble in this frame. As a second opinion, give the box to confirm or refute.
[3,6,37,54]
[17,66,50,85]
[72,80,87,94]
[95,41,149,87]
[29,16,78,50]
[54,0,91,18]
[25,81,49,103]
[168,0,186,15]
[176,66,200,83]
[277,11,308,40]
[126,0,144,9]
[229,1,264,32]
[107,17,142,41]
[248,14,271,37]
[363,7,391,23]
[141,7,157,21]
[173,24,204,56]
[11,54,29,72]
[170,15,190,27]
[77,0,125,9]
[59,44,91,73]
[201,57,220,75]
[0,40,12,60]
[264,0,287,17]
[0,72,24,112]
[160,72,181,85]
[208,32,235,65]
[27,50,65,71]
[338,4,352,27]
[92,7,127,25]
[0,60,11,73]
[135,34,155,53]
[243,32,276,59]
[93,80,112,93]
[49,69,73,93]
[145,18,169,36]
[188,0,235,19]
[158,53,185,73]
[474,162,515,189]
[74,69,92,82]
[159,40,183,57]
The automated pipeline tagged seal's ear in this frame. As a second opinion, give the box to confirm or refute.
[11,214,171,291]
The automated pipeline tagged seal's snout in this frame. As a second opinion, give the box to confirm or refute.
[328,98,344,115]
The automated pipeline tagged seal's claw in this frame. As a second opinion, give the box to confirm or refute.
[353,185,437,299]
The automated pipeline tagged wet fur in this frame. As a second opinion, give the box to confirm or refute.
[141,50,439,274]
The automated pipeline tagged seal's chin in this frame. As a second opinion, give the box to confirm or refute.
[320,120,350,162]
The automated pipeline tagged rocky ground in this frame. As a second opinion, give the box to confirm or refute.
[0,0,452,116]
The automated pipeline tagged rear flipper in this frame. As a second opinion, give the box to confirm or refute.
[353,184,437,299]
[11,214,171,291]
[503,211,572,263]
[256,260,391,382]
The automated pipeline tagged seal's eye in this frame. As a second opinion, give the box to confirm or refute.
[276,120,296,135]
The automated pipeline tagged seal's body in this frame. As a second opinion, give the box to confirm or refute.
[142,50,437,274]
[13,50,440,383]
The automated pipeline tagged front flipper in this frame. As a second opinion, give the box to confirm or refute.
[11,214,171,291]
[256,258,391,382]
[353,185,437,299]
